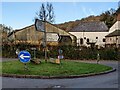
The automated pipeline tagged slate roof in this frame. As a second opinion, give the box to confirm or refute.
[69,21,108,32]
[105,30,120,37]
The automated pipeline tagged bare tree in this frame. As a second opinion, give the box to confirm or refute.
[46,2,55,23]
[36,2,55,23]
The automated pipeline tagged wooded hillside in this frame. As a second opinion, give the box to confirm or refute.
[56,8,119,32]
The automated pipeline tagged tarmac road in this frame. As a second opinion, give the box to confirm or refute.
[1,59,119,89]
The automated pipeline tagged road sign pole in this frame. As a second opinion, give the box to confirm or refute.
[44,22,47,62]
[35,18,47,62]
[24,63,28,70]
[34,48,36,60]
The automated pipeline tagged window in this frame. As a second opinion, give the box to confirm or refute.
[87,38,89,42]
[103,38,105,42]
[110,38,112,41]
[80,38,83,44]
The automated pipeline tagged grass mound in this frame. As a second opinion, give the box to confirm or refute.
[1,60,112,76]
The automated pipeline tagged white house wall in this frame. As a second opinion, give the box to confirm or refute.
[105,36,120,45]
[109,21,120,33]
[69,32,109,46]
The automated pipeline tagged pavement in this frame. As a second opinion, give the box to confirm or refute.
[1,58,119,89]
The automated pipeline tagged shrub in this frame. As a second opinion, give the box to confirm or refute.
[99,48,118,60]
[2,44,119,60]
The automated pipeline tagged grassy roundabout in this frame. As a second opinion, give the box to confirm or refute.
[1,60,112,77]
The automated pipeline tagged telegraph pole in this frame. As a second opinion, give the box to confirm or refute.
[35,3,55,62]
[35,19,47,62]
[43,11,47,62]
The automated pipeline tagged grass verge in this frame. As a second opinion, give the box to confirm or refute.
[1,60,112,76]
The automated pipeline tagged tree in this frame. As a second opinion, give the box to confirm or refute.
[36,2,55,23]
[116,1,120,14]
[0,24,13,34]
[0,24,13,44]
[118,1,120,8]
[100,8,117,28]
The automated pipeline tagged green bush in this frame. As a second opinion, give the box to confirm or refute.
[100,48,119,60]
[2,44,119,60]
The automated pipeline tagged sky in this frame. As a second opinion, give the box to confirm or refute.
[1,1,119,30]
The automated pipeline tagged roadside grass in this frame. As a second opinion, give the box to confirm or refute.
[1,60,112,76]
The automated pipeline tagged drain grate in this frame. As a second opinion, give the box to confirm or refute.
[52,85,62,88]
[49,85,65,88]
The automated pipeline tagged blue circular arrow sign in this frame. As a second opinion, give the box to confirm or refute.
[18,51,31,63]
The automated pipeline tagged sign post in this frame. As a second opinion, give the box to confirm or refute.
[35,19,47,62]
[31,48,36,59]
[18,51,31,70]
[35,19,45,32]
[57,49,63,65]
[46,33,60,42]
[97,46,100,64]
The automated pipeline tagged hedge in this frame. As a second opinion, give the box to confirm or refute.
[2,44,119,60]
